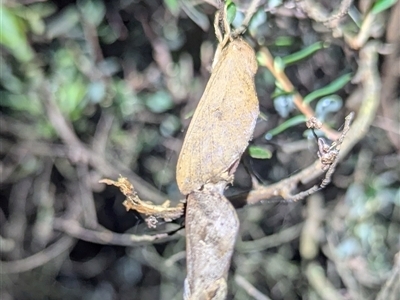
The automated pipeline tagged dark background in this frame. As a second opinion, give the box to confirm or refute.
[1,0,399,299]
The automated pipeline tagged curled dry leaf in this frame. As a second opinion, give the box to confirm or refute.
[184,188,239,300]
[99,176,184,228]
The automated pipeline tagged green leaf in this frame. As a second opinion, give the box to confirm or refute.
[14,2,56,35]
[273,56,285,72]
[265,114,307,140]
[281,42,328,66]
[164,0,180,16]
[315,95,343,120]
[274,94,295,118]
[56,75,88,120]
[274,36,295,47]
[248,145,272,159]
[0,56,24,93]
[271,88,293,99]
[258,111,269,122]
[248,9,267,34]
[0,6,35,62]
[46,5,79,39]
[226,1,237,24]
[304,73,352,104]
[184,109,195,120]
[371,0,397,14]
[269,0,283,9]
[1,92,42,115]
[144,91,174,113]
[78,0,106,26]
[160,114,180,137]
[256,52,265,66]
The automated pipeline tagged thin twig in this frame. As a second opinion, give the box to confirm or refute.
[40,84,167,203]
[380,0,400,150]
[52,218,178,246]
[31,159,55,249]
[235,274,272,300]
[305,262,346,300]
[0,236,75,274]
[258,47,341,141]
[376,252,400,300]
[232,0,264,37]
[237,223,303,252]
[296,0,383,50]
[292,111,355,202]
[230,40,381,207]
[300,194,325,260]
[296,0,353,27]
[76,164,99,229]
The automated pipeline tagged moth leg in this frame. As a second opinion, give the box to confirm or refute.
[219,159,240,186]
[214,9,223,43]
[214,2,231,47]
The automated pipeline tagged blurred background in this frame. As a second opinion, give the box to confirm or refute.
[1,0,399,299]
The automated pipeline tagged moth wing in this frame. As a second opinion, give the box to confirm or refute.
[177,40,259,195]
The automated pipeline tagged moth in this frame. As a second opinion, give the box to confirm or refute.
[176,14,259,195]
[179,5,260,300]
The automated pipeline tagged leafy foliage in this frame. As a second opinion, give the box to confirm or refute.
[1,1,398,300]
